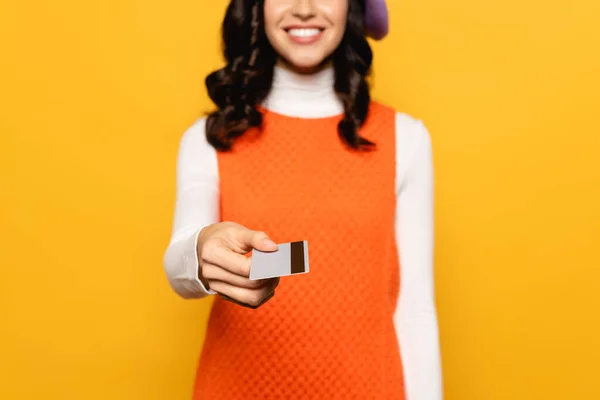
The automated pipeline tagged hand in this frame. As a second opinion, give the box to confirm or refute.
[197,221,280,309]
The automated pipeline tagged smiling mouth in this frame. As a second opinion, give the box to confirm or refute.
[286,27,323,37]
[284,27,325,44]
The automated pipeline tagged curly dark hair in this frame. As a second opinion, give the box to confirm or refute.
[205,0,374,151]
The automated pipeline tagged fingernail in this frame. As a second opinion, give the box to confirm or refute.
[263,239,277,247]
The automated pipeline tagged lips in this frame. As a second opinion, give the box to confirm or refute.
[284,26,324,44]
[287,28,321,38]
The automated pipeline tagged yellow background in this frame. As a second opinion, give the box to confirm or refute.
[1,0,599,399]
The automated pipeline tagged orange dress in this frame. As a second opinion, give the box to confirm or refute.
[193,103,405,399]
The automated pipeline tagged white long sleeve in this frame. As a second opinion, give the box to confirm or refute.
[394,114,443,400]
[162,65,442,397]
[163,118,218,299]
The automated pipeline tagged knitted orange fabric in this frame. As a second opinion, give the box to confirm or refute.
[193,102,405,399]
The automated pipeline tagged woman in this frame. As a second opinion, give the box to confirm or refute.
[164,0,442,398]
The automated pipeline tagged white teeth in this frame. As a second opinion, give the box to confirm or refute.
[288,28,321,38]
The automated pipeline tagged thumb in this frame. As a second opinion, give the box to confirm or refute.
[235,228,278,252]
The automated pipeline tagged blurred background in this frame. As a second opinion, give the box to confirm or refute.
[1,0,599,399]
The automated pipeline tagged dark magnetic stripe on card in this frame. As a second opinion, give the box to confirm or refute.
[290,241,306,274]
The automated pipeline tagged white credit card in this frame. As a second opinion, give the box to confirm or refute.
[249,240,309,281]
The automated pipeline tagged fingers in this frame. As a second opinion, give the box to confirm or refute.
[210,278,280,309]
[234,228,278,253]
[202,245,252,277]
[200,222,277,255]
[196,222,282,309]
[219,292,275,310]
[202,262,271,289]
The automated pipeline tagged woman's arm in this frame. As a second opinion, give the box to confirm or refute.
[394,114,443,399]
[163,118,219,299]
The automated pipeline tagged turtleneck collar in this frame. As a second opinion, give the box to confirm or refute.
[261,65,344,119]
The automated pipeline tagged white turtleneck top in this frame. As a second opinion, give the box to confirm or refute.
[164,66,443,400]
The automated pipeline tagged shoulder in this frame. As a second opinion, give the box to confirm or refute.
[369,101,431,152]
[179,117,216,157]
[369,104,433,191]
[368,102,431,147]
[177,117,218,177]
[180,117,208,150]
[394,111,432,156]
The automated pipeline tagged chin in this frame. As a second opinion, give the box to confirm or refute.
[282,53,329,73]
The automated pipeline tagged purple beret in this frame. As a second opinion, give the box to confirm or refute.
[364,0,389,40]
